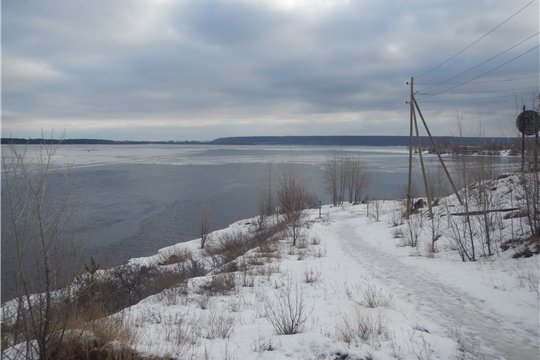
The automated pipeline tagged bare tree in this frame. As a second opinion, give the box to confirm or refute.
[257,162,275,231]
[197,201,212,249]
[347,156,369,204]
[323,151,369,206]
[277,159,310,246]
[1,133,86,358]
[367,198,383,222]
[451,111,477,261]
[322,151,342,206]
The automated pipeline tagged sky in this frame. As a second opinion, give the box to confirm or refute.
[2,0,539,141]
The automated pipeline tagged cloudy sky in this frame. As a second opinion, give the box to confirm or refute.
[2,0,539,141]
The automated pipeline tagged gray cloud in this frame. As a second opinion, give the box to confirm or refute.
[2,0,538,140]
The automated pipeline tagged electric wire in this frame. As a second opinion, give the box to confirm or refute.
[419,86,538,96]
[414,76,539,85]
[415,0,537,80]
[419,92,537,103]
[417,32,539,93]
[418,45,539,100]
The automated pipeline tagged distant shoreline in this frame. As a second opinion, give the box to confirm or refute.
[1,135,519,147]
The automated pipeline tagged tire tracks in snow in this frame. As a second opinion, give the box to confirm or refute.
[336,217,539,360]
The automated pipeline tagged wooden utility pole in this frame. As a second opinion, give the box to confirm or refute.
[413,103,433,218]
[406,77,414,218]
[406,77,463,219]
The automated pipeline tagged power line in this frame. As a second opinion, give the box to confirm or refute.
[420,85,538,96]
[419,92,537,103]
[417,32,539,93]
[419,45,539,99]
[415,0,537,79]
[414,75,539,85]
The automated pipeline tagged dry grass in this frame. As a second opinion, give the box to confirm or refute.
[3,306,162,360]
[303,267,322,285]
[196,273,237,296]
[335,309,391,348]
[158,247,193,266]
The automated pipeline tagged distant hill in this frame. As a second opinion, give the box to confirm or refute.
[209,135,515,146]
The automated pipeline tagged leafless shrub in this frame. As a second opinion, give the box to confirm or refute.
[425,212,442,254]
[257,162,276,231]
[245,256,265,266]
[360,283,394,309]
[367,199,384,222]
[75,263,180,314]
[310,235,322,245]
[195,294,211,310]
[227,296,245,313]
[400,214,423,248]
[174,313,199,357]
[240,270,255,287]
[335,310,391,348]
[197,273,237,296]
[295,233,309,249]
[158,247,193,266]
[343,281,361,301]
[303,267,322,285]
[204,229,255,267]
[421,240,437,258]
[392,227,404,238]
[200,305,236,339]
[296,250,308,261]
[253,263,281,278]
[409,330,436,360]
[264,277,314,335]
[104,263,187,310]
[257,239,281,259]
[343,279,394,309]
[177,258,207,279]
[252,333,275,353]
[388,204,405,227]
[445,209,477,262]
[197,202,212,249]
[314,246,327,258]
[287,245,296,256]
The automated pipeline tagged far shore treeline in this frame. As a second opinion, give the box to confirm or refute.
[0,135,521,148]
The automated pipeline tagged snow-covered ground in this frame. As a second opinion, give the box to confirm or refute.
[116,174,539,360]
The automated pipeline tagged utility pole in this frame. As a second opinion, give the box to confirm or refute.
[406,77,414,218]
[406,77,463,219]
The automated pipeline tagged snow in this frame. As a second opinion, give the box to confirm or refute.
[116,173,539,359]
[4,173,539,359]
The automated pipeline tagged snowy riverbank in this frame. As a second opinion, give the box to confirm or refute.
[119,174,539,359]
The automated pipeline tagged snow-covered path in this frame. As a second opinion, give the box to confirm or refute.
[333,210,539,360]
